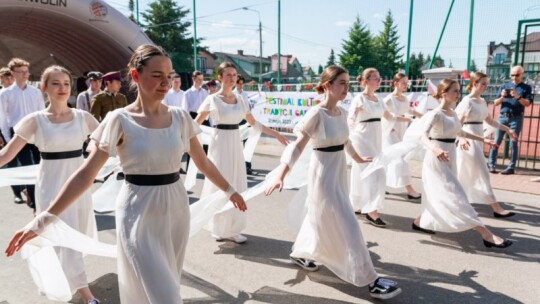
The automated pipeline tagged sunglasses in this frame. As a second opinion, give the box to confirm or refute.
[510,74,521,77]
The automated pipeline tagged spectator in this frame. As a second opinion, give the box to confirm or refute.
[76,71,103,112]
[162,72,184,107]
[89,71,127,122]
[0,58,45,208]
[488,65,533,175]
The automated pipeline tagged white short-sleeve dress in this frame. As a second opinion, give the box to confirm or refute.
[455,96,498,205]
[198,93,250,238]
[14,109,99,294]
[91,107,200,303]
[348,94,386,213]
[419,109,484,232]
[291,106,378,287]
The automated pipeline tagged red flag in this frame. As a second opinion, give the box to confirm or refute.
[285,84,291,90]
[462,69,470,80]
[265,81,271,89]
[304,83,312,90]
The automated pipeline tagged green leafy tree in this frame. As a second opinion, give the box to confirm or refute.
[307,67,317,78]
[128,0,135,21]
[448,59,454,68]
[326,49,336,67]
[408,52,424,78]
[339,16,375,77]
[318,64,323,74]
[426,54,445,68]
[142,0,196,72]
[470,59,478,72]
[374,10,403,78]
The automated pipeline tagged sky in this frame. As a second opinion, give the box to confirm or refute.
[107,0,540,73]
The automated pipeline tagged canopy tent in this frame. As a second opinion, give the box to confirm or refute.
[0,0,153,79]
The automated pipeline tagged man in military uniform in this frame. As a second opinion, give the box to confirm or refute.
[90,71,127,121]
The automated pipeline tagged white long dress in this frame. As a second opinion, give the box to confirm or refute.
[91,107,200,304]
[382,94,413,188]
[455,96,497,205]
[419,109,484,232]
[349,94,386,213]
[291,106,378,287]
[198,93,250,238]
[14,109,99,296]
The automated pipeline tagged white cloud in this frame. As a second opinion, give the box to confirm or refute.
[335,21,351,27]
[211,20,233,28]
[204,37,259,54]
[374,13,383,19]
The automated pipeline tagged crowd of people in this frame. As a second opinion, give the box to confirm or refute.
[0,44,531,303]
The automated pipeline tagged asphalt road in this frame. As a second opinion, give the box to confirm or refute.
[1,150,539,304]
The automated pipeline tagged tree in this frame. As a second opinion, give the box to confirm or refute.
[470,59,478,73]
[407,52,423,78]
[326,49,336,67]
[128,0,135,21]
[318,64,323,74]
[307,67,317,79]
[426,54,445,68]
[142,0,195,72]
[339,16,375,77]
[448,60,454,68]
[374,10,403,78]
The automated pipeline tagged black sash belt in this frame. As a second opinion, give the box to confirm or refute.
[41,149,83,160]
[124,172,180,186]
[359,118,381,123]
[429,137,456,143]
[464,121,482,125]
[214,124,239,130]
[313,144,344,152]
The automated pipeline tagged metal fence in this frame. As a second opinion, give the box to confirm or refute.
[484,74,540,171]
[248,74,540,170]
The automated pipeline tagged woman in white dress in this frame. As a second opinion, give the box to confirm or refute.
[0,66,100,303]
[413,78,512,249]
[456,72,517,218]
[265,66,401,300]
[349,68,410,227]
[382,73,422,199]
[6,45,247,303]
[195,61,288,244]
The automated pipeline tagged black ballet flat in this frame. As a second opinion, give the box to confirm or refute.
[407,194,421,200]
[493,211,516,218]
[412,222,435,234]
[483,239,513,248]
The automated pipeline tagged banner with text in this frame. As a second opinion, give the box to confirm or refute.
[245,91,436,129]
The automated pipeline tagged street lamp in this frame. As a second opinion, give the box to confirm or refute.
[242,7,263,85]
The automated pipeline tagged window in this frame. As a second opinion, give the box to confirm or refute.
[197,57,207,70]
[495,53,505,65]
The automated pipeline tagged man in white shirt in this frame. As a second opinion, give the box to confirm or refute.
[76,71,103,112]
[0,67,14,146]
[0,58,45,207]
[182,70,208,121]
[234,75,252,106]
[162,73,184,107]
[234,75,257,175]
[181,71,209,170]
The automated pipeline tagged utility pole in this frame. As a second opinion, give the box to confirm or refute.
[405,0,414,76]
[243,7,263,84]
[193,0,198,70]
[136,0,139,24]
[277,0,281,84]
[467,0,475,72]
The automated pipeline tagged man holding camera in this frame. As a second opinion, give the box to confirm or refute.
[488,65,533,175]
